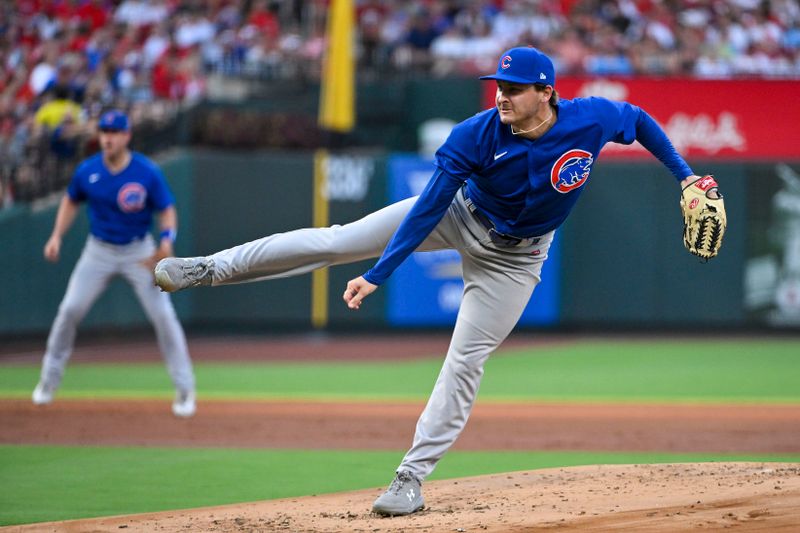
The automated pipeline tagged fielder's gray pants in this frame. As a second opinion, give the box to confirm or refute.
[39,235,195,394]
[208,191,552,480]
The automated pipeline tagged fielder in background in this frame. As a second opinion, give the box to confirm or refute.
[154,47,726,511]
[33,109,197,418]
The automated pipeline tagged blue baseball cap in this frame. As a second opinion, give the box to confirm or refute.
[480,47,556,87]
[98,110,129,132]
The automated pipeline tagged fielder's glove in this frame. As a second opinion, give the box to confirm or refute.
[680,175,726,260]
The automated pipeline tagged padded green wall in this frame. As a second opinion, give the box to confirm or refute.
[558,161,746,326]
[0,152,754,337]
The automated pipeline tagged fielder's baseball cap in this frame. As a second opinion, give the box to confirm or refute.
[98,110,129,132]
[480,47,556,87]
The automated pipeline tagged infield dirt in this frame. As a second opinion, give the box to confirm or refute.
[3,333,799,531]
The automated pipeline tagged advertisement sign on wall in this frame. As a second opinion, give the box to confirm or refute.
[386,155,560,326]
[482,78,799,159]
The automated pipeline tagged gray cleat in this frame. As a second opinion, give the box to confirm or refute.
[32,380,57,405]
[172,389,196,418]
[154,257,214,292]
[372,471,424,516]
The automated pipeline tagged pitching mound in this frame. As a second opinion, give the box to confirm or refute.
[19,462,799,532]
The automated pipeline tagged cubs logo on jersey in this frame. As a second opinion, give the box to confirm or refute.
[550,149,594,193]
[117,182,147,213]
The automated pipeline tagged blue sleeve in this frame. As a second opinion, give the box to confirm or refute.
[66,163,87,202]
[595,97,693,182]
[634,110,694,182]
[363,168,464,285]
[147,160,175,210]
[432,120,481,180]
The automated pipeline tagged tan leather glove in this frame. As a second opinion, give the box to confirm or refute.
[680,175,727,260]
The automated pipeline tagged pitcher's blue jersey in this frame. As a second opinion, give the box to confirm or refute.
[364,96,693,285]
[67,152,175,245]
[441,97,692,238]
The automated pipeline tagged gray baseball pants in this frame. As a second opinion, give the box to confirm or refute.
[39,235,195,394]
[207,190,552,480]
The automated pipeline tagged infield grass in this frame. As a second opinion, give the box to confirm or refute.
[2,445,800,526]
[1,339,798,403]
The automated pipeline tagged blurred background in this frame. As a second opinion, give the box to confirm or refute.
[1,0,800,339]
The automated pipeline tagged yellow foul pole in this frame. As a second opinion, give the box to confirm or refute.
[311,151,330,329]
[318,0,355,132]
[314,0,355,328]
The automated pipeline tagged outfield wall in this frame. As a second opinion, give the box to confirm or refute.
[3,149,797,336]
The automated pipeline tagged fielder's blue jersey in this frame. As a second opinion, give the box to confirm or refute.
[363,97,693,285]
[67,152,175,245]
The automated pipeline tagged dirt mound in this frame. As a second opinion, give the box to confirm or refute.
[17,463,800,532]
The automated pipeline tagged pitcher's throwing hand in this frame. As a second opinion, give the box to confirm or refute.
[344,276,376,310]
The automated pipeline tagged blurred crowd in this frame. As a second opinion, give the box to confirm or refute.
[2,0,800,206]
[361,0,800,79]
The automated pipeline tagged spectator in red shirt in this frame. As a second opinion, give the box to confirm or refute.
[46,0,78,24]
[77,0,111,32]
[152,49,184,100]
[247,0,280,41]
[65,22,93,53]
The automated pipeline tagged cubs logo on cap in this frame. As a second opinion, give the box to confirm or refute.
[98,110,130,132]
[480,47,556,87]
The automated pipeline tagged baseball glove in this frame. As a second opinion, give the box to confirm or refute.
[680,175,726,260]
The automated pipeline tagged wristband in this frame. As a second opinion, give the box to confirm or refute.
[159,228,177,243]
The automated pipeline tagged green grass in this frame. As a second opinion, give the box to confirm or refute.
[2,445,799,526]
[1,339,799,403]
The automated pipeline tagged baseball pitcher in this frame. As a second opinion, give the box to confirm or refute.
[154,47,726,512]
